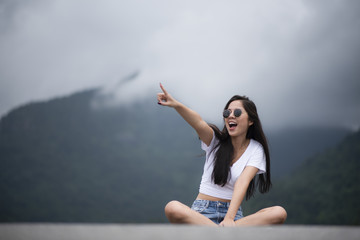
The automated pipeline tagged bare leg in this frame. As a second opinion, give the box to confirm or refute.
[164,200,218,226]
[235,206,287,226]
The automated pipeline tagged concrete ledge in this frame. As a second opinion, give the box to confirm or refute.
[1,224,359,240]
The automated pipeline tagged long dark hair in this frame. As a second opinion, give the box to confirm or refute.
[209,95,271,200]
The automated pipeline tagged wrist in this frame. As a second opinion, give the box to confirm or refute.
[173,101,183,109]
[224,215,235,221]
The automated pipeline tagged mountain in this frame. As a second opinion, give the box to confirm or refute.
[0,88,354,223]
[243,130,360,225]
[268,127,350,177]
[0,89,204,222]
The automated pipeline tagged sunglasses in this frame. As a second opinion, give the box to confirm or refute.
[223,108,242,118]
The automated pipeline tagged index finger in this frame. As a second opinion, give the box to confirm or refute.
[159,83,168,95]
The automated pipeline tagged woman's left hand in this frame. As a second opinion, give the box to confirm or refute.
[219,218,236,227]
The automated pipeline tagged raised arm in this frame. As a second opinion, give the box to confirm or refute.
[157,83,213,146]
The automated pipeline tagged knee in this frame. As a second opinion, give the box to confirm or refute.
[164,200,186,222]
[272,206,287,224]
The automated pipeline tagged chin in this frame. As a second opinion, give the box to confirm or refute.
[228,131,237,136]
[228,129,245,138]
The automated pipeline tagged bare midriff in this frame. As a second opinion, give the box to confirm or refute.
[196,193,231,203]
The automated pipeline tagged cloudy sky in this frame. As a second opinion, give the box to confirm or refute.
[1,0,359,130]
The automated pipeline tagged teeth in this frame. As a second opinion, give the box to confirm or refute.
[229,121,237,127]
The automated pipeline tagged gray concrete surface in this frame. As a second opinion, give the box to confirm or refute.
[0,224,359,240]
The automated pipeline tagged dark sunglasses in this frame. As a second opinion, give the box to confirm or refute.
[223,108,242,118]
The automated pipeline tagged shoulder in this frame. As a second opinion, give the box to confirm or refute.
[247,139,265,160]
[249,139,264,152]
[246,139,266,173]
[201,131,219,152]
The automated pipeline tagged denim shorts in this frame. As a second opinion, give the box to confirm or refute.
[191,199,243,224]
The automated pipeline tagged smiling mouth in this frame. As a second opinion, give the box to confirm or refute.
[229,122,237,130]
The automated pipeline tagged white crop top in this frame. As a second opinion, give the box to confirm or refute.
[199,133,266,200]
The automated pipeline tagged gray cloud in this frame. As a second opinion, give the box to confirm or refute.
[1,0,359,130]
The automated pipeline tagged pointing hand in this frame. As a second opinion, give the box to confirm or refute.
[157,83,179,108]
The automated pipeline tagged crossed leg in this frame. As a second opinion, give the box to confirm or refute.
[165,200,217,226]
[235,206,287,225]
[165,200,287,226]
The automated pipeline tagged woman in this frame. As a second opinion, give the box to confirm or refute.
[157,83,287,227]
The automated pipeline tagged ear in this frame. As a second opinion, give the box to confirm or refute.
[249,121,254,126]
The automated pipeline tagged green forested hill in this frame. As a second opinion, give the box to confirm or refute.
[0,89,204,222]
[243,130,360,225]
[0,88,355,224]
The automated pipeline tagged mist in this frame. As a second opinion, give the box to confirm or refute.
[1,0,359,130]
